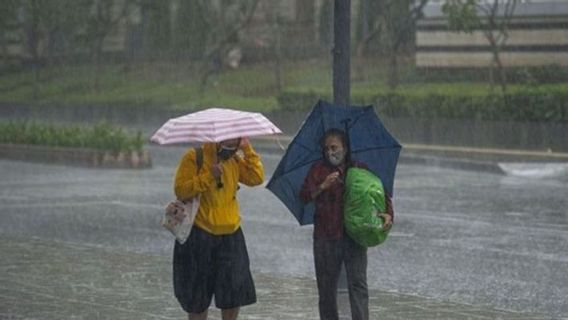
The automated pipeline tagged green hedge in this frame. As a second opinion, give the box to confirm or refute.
[0,121,144,153]
[413,65,568,85]
[277,88,568,122]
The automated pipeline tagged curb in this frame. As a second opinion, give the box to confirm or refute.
[398,152,507,174]
[250,136,568,174]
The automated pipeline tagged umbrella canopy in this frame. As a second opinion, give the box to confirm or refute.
[150,108,282,144]
[266,100,401,225]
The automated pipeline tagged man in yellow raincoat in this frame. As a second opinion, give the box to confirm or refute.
[172,137,264,320]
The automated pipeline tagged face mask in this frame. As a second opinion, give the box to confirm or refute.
[326,150,345,166]
[218,145,238,160]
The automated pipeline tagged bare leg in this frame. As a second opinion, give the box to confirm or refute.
[188,310,208,320]
[221,307,240,320]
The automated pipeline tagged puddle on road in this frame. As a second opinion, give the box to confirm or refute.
[499,162,568,179]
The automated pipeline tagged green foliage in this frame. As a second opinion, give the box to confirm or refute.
[278,86,568,123]
[0,121,144,153]
[385,0,415,46]
[277,89,327,111]
[175,0,208,57]
[442,0,480,33]
[2,58,568,123]
[145,0,173,52]
[414,66,568,84]
[0,0,19,29]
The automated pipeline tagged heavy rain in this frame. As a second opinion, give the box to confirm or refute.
[1,1,567,319]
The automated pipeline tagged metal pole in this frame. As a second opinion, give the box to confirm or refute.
[333,0,351,293]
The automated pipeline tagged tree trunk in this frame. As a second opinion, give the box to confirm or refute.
[488,65,496,94]
[333,0,351,107]
[32,61,40,99]
[387,49,399,90]
[27,4,41,100]
[493,47,507,95]
[273,17,283,93]
[93,37,104,93]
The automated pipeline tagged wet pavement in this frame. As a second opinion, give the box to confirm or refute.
[1,143,567,319]
[0,235,551,320]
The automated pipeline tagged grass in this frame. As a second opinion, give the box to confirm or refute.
[1,58,568,112]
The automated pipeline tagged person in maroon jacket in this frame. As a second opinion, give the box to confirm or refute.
[300,128,393,320]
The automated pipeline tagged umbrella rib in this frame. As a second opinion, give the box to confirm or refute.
[345,110,367,131]
[296,142,316,153]
[278,140,321,174]
[281,158,320,175]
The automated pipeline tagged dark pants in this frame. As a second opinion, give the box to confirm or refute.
[314,235,368,320]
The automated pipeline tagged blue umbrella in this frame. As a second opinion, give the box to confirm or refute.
[266,100,402,225]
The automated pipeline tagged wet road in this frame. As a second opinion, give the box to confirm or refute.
[1,144,567,318]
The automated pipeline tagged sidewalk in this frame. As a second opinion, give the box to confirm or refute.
[0,235,551,320]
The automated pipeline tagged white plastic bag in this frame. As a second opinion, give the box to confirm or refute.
[161,196,200,244]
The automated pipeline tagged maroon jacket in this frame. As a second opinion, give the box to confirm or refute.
[300,160,394,240]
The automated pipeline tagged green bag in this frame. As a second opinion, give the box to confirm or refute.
[344,167,390,247]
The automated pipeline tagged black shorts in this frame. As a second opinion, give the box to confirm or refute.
[173,226,256,313]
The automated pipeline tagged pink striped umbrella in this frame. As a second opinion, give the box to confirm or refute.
[150,108,282,144]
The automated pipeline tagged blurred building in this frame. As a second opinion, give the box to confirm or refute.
[416,0,568,68]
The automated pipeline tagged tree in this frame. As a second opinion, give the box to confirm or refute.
[318,0,333,47]
[19,0,66,98]
[196,0,259,88]
[174,0,208,60]
[384,0,429,90]
[0,0,20,69]
[139,0,172,58]
[333,0,351,106]
[0,1,19,29]
[83,0,132,92]
[442,0,519,94]
[266,5,284,93]
[356,0,429,90]
[5,1,90,97]
[355,0,382,57]
[44,0,91,65]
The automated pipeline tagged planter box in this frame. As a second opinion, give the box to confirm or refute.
[0,143,152,169]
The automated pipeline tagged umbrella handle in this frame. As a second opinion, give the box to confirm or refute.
[276,136,286,151]
[216,177,224,189]
[213,157,224,189]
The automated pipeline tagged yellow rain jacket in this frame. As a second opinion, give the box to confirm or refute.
[173,142,264,235]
